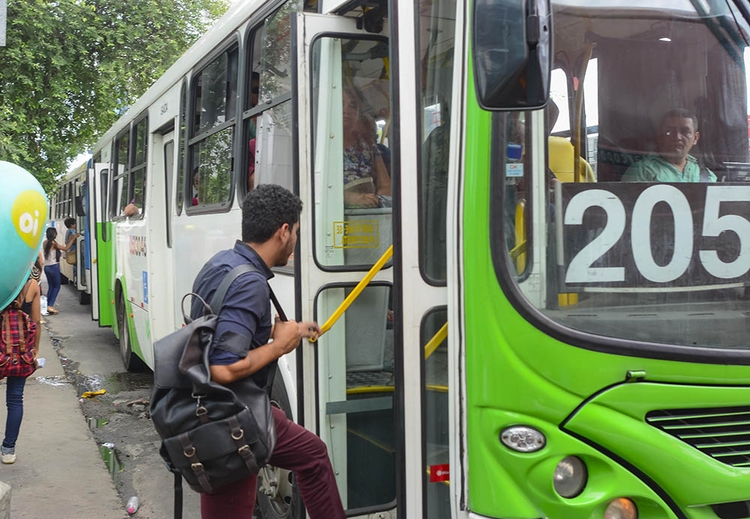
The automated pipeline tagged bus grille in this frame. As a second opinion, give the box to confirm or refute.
[646,407,750,468]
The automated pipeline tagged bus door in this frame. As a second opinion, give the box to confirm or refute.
[294,12,399,517]
[75,180,88,296]
[88,161,109,323]
[146,127,177,348]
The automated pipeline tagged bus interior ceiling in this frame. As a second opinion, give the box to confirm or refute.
[552,2,749,182]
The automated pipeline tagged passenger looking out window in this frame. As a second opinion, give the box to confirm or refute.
[342,88,392,208]
[621,109,716,182]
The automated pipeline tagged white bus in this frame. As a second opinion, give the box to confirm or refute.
[49,163,91,304]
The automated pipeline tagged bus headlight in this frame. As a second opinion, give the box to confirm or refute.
[500,426,546,453]
[604,498,638,519]
[553,456,587,498]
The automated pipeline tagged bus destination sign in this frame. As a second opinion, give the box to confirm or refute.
[556,183,750,291]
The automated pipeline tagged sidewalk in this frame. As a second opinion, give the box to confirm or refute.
[0,325,126,518]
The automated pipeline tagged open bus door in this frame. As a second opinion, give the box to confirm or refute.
[91,160,112,326]
[87,162,101,320]
[293,11,401,518]
[75,180,90,302]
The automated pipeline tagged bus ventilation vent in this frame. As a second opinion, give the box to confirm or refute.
[646,406,750,468]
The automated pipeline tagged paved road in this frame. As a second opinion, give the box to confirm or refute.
[41,281,201,519]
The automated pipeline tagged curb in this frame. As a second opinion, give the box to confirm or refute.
[0,481,11,519]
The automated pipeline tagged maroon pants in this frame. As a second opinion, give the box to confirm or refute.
[200,406,346,519]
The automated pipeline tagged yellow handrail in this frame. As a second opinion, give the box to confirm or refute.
[309,245,393,342]
[424,322,448,360]
[514,199,526,271]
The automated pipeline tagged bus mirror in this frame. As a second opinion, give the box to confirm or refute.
[75,196,86,217]
[472,0,551,110]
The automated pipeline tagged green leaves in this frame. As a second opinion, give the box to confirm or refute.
[0,0,229,193]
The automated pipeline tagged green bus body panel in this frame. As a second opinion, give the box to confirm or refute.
[96,222,114,327]
[566,383,750,508]
[462,63,750,516]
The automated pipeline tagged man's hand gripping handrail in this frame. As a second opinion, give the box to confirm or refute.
[309,245,393,343]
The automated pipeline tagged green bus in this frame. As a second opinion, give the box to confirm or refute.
[82,0,750,517]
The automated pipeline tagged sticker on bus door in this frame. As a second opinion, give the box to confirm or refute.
[556,183,750,290]
[333,220,380,249]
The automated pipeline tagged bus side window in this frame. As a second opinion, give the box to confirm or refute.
[188,45,237,211]
[245,3,295,195]
[112,131,129,218]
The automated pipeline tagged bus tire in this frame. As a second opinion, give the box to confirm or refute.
[116,294,144,372]
[255,366,305,519]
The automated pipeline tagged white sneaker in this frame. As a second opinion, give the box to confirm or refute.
[1,452,15,464]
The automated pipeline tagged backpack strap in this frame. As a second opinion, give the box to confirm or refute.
[2,313,11,355]
[208,264,259,314]
[208,264,287,320]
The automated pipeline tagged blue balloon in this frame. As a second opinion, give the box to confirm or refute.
[0,162,48,310]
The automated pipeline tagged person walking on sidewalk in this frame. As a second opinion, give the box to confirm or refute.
[0,278,40,464]
[42,227,77,315]
[190,184,346,519]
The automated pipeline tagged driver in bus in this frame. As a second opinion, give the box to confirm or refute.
[621,108,716,182]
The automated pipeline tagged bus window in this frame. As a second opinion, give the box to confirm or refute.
[311,36,391,269]
[113,131,129,217]
[492,0,750,351]
[315,284,395,511]
[419,0,456,286]
[422,308,449,519]
[177,82,186,216]
[550,68,571,135]
[244,3,296,196]
[131,117,148,215]
[584,58,599,174]
[189,45,238,210]
[164,140,174,248]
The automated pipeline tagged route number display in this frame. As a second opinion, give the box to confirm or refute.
[556,183,750,290]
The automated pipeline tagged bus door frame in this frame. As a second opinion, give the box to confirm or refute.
[293,11,403,517]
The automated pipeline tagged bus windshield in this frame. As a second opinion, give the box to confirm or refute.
[494,0,750,351]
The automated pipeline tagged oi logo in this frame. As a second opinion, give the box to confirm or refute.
[11,190,47,248]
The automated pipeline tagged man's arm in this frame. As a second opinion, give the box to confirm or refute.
[210,319,301,385]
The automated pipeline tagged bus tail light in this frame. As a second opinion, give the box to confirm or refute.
[604,498,638,519]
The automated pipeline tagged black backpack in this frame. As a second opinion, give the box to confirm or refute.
[150,264,279,500]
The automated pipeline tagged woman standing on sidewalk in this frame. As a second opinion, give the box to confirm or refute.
[42,227,76,315]
[0,278,41,464]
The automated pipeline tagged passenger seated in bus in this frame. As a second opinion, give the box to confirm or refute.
[621,109,716,182]
[123,201,139,217]
[192,170,200,206]
[342,88,391,208]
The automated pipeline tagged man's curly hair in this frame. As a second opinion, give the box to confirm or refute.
[242,184,302,243]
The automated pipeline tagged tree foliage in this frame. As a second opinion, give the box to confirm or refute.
[0,0,230,193]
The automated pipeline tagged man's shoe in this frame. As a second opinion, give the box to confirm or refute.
[1,449,15,464]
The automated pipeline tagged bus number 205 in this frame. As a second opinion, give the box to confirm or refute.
[557,184,750,289]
